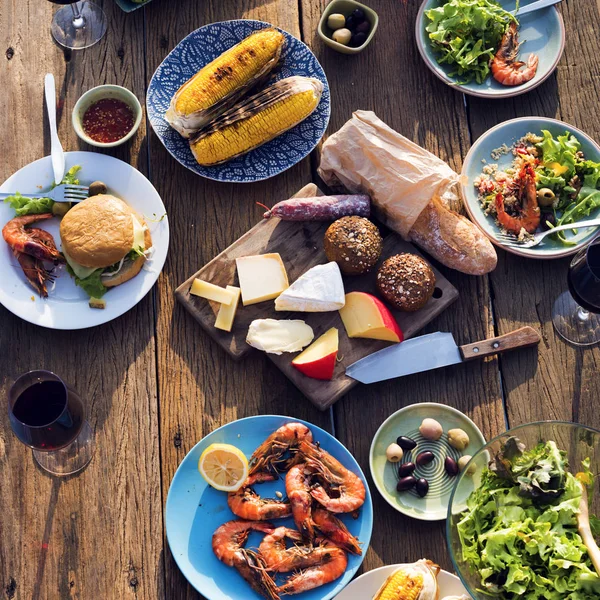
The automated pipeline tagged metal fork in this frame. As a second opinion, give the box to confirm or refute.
[496,218,600,249]
[0,183,89,204]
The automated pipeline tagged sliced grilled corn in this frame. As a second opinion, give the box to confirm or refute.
[190,76,323,166]
[165,28,285,138]
[373,561,440,600]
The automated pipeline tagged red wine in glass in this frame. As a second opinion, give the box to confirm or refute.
[47,0,80,4]
[8,371,94,475]
[568,242,600,313]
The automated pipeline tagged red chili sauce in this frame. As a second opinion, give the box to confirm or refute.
[82,98,135,143]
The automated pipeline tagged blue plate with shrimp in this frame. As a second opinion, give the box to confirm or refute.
[415,0,565,98]
[165,415,373,600]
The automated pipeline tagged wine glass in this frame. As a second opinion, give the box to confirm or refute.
[552,239,600,346]
[8,371,95,476]
[49,0,107,50]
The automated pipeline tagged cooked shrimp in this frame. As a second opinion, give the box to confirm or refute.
[491,22,539,86]
[228,472,292,521]
[285,464,315,542]
[496,163,540,235]
[212,519,279,600]
[14,250,54,297]
[249,422,313,476]
[259,527,338,572]
[312,508,361,555]
[2,214,63,263]
[298,440,366,513]
[277,538,347,595]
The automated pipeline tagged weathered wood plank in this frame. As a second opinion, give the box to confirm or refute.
[300,0,506,575]
[0,1,164,598]
[145,1,332,597]
[466,0,600,429]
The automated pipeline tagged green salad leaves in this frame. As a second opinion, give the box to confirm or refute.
[457,439,600,598]
[65,264,107,299]
[425,0,516,84]
[4,165,81,216]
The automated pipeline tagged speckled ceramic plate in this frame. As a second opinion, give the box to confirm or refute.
[461,117,600,259]
[370,403,485,521]
[147,20,330,183]
[416,0,565,98]
[166,415,372,600]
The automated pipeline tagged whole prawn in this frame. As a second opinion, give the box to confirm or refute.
[297,440,366,514]
[228,472,292,520]
[312,508,362,555]
[258,527,338,572]
[2,214,63,262]
[495,163,540,235]
[285,464,315,542]
[491,22,539,86]
[249,422,313,476]
[277,538,347,595]
[212,519,279,600]
[14,250,55,297]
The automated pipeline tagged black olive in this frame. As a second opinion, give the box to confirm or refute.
[415,478,429,497]
[352,8,366,22]
[351,32,367,47]
[345,15,356,30]
[541,212,556,231]
[355,20,370,34]
[445,456,459,477]
[397,462,416,478]
[396,476,417,492]
[416,451,435,467]
[396,436,417,451]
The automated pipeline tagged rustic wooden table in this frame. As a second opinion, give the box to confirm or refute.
[1,0,599,598]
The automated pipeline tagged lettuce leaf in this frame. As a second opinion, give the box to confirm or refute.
[65,264,107,298]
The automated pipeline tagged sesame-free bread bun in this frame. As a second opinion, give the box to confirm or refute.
[60,195,135,268]
[102,225,152,288]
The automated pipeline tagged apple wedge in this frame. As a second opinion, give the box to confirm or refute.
[339,292,403,343]
[292,328,339,380]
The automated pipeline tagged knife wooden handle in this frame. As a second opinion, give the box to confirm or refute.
[459,326,541,361]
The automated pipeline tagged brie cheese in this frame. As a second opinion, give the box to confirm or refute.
[275,262,345,312]
[246,319,314,354]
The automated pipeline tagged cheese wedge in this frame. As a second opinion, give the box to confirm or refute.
[236,253,289,306]
[190,279,236,305]
[275,262,345,312]
[246,319,314,354]
[215,286,241,332]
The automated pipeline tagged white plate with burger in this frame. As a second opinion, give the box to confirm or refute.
[0,151,169,329]
[334,561,469,599]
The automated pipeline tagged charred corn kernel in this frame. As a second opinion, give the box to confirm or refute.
[165,28,284,137]
[190,76,323,166]
[373,570,424,600]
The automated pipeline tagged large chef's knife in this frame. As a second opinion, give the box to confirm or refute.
[346,327,541,383]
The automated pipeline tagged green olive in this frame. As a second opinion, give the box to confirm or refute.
[327,13,346,30]
[89,181,108,196]
[537,187,556,207]
[52,201,71,217]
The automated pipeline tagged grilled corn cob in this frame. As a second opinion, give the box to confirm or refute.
[165,28,285,138]
[373,561,440,600]
[190,76,323,166]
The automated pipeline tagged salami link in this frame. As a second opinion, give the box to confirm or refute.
[263,195,370,221]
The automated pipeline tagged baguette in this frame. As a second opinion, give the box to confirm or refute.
[409,197,497,276]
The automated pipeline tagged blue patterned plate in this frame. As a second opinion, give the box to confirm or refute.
[147,20,330,183]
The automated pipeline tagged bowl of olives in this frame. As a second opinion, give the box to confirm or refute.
[317,0,379,54]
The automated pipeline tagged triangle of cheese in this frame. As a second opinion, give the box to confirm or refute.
[275,262,345,312]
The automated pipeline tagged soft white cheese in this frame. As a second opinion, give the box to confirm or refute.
[246,319,314,355]
[275,262,345,312]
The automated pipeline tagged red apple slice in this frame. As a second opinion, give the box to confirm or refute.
[292,328,339,380]
[339,292,403,343]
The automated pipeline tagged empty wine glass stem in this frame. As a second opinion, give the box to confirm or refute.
[71,2,85,29]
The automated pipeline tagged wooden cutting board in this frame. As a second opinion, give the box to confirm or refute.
[175,184,459,410]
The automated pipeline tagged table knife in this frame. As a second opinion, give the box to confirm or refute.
[44,73,65,185]
[346,326,541,383]
[514,0,562,16]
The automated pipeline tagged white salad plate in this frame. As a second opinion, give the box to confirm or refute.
[334,564,469,599]
[0,151,169,329]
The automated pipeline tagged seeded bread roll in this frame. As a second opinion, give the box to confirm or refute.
[377,253,435,312]
[324,216,382,275]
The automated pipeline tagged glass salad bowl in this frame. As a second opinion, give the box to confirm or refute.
[446,421,600,599]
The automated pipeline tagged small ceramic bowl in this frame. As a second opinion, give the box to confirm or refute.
[318,0,379,55]
[72,84,142,148]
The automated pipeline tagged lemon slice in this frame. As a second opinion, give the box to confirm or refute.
[198,443,249,492]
